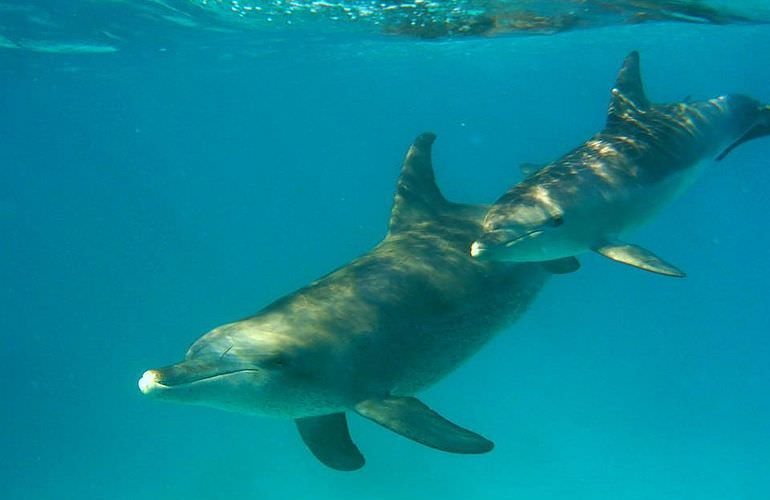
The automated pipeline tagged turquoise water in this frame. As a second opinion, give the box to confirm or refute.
[2,2,769,498]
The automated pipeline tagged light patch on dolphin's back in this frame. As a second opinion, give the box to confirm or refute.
[529,184,562,216]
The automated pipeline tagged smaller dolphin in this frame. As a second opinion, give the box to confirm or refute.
[471,51,770,277]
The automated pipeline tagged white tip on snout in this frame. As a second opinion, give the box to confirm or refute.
[138,370,160,394]
[470,241,484,258]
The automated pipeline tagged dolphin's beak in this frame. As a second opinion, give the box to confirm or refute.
[470,240,487,258]
[472,232,510,260]
[471,229,524,259]
[471,229,545,260]
[471,231,507,259]
[137,360,214,397]
[138,358,260,398]
[138,370,162,394]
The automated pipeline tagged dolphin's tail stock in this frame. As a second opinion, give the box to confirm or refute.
[716,104,770,161]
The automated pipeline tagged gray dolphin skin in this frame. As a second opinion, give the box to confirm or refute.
[138,133,549,471]
[471,51,770,277]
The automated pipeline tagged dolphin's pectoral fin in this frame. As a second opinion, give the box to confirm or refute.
[593,240,685,277]
[295,413,365,471]
[541,256,580,274]
[354,396,494,454]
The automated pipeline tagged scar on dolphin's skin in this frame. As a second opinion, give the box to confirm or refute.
[473,51,770,277]
[139,133,549,470]
[218,345,232,360]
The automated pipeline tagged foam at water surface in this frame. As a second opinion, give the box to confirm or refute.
[0,0,768,54]
[198,0,767,38]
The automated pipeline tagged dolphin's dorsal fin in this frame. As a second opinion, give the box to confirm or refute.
[607,51,650,125]
[387,132,449,235]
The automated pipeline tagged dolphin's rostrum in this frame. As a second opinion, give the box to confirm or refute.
[472,51,770,276]
[139,133,549,470]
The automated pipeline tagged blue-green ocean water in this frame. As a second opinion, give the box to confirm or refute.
[2,2,769,499]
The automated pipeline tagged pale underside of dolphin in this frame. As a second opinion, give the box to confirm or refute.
[139,134,550,470]
[472,51,770,277]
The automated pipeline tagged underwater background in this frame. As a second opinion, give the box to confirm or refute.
[2,1,769,498]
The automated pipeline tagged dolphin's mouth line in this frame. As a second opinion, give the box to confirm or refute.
[471,228,545,258]
[502,229,544,247]
[154,368,260,388]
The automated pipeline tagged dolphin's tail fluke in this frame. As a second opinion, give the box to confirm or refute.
[716,105,770,161]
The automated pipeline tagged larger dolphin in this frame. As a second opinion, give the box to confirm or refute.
[471,51,770,277]
[139,134,550,471]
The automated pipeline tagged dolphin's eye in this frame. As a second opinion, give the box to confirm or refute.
[548,215,564,227]
[260,353,291,370]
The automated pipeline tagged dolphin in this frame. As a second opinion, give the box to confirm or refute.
[138,133,550,471]
[471,51,770,277]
